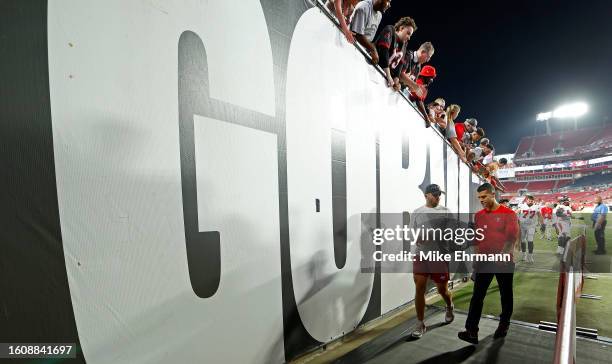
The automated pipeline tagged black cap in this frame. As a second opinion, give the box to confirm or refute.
[425,184,445,195]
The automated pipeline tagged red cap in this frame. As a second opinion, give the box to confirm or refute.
[419,65,436,78]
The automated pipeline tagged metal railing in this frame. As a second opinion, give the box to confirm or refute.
[312,0,480,175]
[553,233,586,364]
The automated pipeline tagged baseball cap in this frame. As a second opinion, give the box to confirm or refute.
[419,65,437,78]
[425,184,445,195]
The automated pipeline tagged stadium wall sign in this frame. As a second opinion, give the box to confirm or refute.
[1,1,479,363]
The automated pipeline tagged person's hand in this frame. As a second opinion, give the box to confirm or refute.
[460,155,468,164]
[595,223,602,230]
[393,78,401,91]
[342,28,355,44]
[424,115,433,128]
[386,75,394,88]
[369,49,379,65]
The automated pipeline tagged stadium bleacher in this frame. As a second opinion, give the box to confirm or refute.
[515,137,534,156]
[535,188,612,204]
[564,172,610,189]
[560,128,597,149]
[502,123,612,209]
[525,180,556,191]
[530,134,560,155]
[514,125,612,162]
[501,181,528,193]
[554,179,573,189]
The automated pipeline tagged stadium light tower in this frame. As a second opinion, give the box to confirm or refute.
[536,112,553,135]
[536,102,589,133]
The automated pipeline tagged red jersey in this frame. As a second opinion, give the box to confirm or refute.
[541,207,553,219]
[455,123,466,143]
[474,204,519,256]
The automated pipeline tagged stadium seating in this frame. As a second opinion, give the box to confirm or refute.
[537,189,611,204]
[515,137,534,156]
[560,128,597,149]
[514,125,612,161]
[554,179,573,189]
[525,180,556,191]
[501,181,528,193]
[531,134,560,155]
[565,172,610,188]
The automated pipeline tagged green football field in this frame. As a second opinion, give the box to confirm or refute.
[433,218,612,337]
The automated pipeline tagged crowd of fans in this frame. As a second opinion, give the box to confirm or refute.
[321,0,505,190]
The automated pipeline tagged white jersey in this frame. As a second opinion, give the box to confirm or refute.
[518,203,539,226]
[555,204,572,235]
[555,205,572,223]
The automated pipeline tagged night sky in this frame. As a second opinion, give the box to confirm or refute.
[380,0,612,153]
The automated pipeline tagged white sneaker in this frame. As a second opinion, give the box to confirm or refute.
[412,321,427,338]
[445,305,455,323]
[556,246,564,255]
[527,254,534,263]
[520,252,526,261]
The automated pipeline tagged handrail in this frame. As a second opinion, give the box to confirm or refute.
[554,266,576,364]
[312,0,481,176]
[553,233,586,364]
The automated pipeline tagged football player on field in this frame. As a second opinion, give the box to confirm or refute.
[517,195,541,263]
[554,196,573,255]
[540,202,554,240]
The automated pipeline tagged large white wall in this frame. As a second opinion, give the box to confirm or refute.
[39,2,478,363]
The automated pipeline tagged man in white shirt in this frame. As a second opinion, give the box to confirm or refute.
[409,184,454,338]
[365,8,383,41]
[349,0,391,64]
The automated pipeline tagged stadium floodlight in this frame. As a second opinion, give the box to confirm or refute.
[536,112,553,121]
[536,102,588,133]
[552,102,589,119]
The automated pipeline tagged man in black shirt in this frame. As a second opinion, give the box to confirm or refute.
[399,42,435,92]
[375,17,417,90]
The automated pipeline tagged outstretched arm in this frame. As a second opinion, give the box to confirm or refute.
[416,100,432,127]
[400,71,419,92]
[449,137,466,162]
[354,34,379,64]
[332,0,355,44]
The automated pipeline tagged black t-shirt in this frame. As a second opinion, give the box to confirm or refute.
[375,25,404,78]
[400,50,421,81]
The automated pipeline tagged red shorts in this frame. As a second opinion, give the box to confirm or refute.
[413,257,450,284]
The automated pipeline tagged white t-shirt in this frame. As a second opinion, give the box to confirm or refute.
[365,10,382,42]
[482,151,494,165]
[409,204,451,252]
[349,0,382,42]
[349,0,373,36]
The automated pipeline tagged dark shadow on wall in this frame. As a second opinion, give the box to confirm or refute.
[0,1,85,362]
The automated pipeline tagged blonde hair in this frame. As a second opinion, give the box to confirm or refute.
[446,104,461,123]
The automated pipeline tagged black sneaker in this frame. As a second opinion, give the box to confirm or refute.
[493,322,509,339]
[458,330,478,344]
